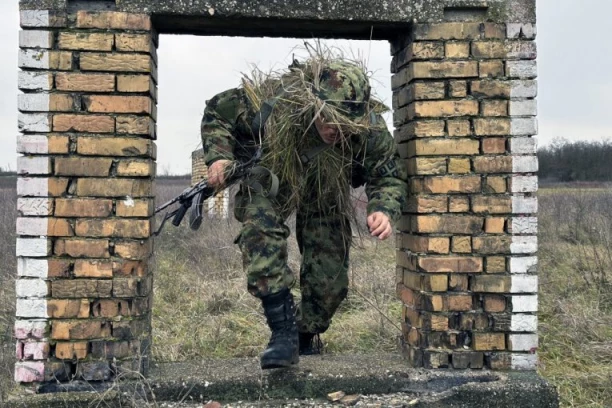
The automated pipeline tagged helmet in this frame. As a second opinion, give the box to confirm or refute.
[315,61,371,120]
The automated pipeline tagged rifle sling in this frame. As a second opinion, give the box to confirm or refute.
[245,166,279,198]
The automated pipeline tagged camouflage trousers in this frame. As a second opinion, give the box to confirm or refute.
[234,186,351,334]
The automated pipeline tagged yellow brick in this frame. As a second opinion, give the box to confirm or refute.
[53,115,114,133]
[58,32,114,51]
[486,256,507,273]
[449,196,469,212]
[472,275,511,292]
[55,198,113,217]
[116,115,155,135]
[410,61,478,80]
[75,219,150,239]
[76,11,151,30]
[116,199,154,217]
[77,137,152,157]
[76,179,152,197]
[449,81,467,98]
[471,80,511,98]
[472,196,512,213]
[474,156,512,173]
[115,33,152,52]
[447,120,471,137]
[410,100,478,118]
[452,236,472,253]
[445,42,470,58]
[479,60,505,78]
[49,51,73,70]
[474,118,510,136]
[84,95,152,114]
[74,259,113,278]
[414,23,482,40]
[417,176,481,194]
[482,100,508,117]
[418,256,483,273]
[411,139,479,156]
[472,41,506,59]
[415,215,483,234]
[406,157,447,175]
[80,53,152,73]
[473,333,506,351]
[55,73,115,92]
[117,75,152,92]
[54,157,112,176]
[486,176,507,193]
[485,217,506,233]
[116,160,155,177]
[448,158,471,174]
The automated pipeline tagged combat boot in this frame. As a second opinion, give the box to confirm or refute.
[299,332,323,355]
[260,289,299,369]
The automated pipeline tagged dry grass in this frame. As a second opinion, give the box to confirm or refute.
[1,179,611,407]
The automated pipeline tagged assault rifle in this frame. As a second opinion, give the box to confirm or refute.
[153,149,277,236]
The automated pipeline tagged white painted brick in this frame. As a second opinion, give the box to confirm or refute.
[15,299,48,318]
[14,320,48,339]
[510,80,537,98]
[19,94,50,112]
[506,61,537,79]
[16,238,50,257]
[521,24,537,39]
[511,118,538,136]
[20,10,50,27]
[512,196,538,213]
[16,217,48,236]
[506,42,537,59]
[510,175,538,193]
[511,275,538,293]
[18,113,51,133]
[19,30,53,49]
[17,156,51,175]
[17,135,49,154]
[510,138,537,154]
[511,314,538,332]
[19,49,50,69]
[512,155,538,172]
[18,71,53,91]
[507,23,522,39]
[509,100,537,116]
[511,353,537,370]
[18,258,48,278]
[17,198,52,216]
[508,334,538,351]
[17,178,48,197]
[511,295,538,312]
[16,279,48,298]
[509,256,537,274]
[511,236,538,254]
[511,217,538,234]
[507,23,537,40]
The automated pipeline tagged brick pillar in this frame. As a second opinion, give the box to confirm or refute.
[16,9,157,384]
[392,22,538,370]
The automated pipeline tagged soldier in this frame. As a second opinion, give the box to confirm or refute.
[201,56,408,369]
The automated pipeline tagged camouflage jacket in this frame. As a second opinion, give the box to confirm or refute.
[201,87,408,224]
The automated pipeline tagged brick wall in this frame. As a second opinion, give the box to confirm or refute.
[16,9,157,383]
[392,22,538,370]
[192,149,230,219]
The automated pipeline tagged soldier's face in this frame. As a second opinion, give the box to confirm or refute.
[315,116,341,144]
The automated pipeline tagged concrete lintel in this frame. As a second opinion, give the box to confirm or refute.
[20,1,535,38]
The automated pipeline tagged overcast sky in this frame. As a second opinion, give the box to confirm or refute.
[2,0,611,174]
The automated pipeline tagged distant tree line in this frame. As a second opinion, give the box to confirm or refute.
[538,139,612,182]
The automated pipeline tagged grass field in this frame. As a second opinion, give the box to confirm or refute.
[1,177,611,407]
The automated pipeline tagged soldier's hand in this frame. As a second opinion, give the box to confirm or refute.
[208,159,232,188]
[367,212,392,240]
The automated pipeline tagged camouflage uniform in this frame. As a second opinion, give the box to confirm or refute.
[201,64,408,334]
